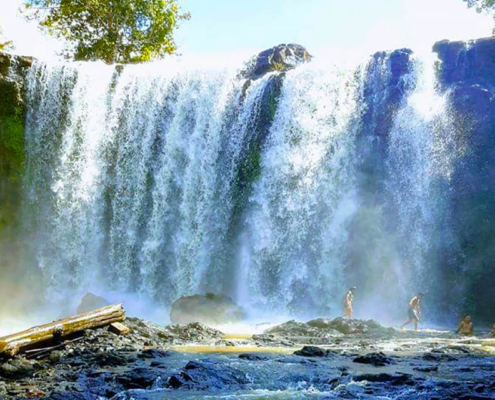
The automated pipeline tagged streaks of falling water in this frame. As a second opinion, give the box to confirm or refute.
[21,53,461,322]
[386,54,459,309]
[23,58,275,306]
[241,62,364,316]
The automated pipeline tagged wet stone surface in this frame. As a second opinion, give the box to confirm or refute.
[0,318,494,399]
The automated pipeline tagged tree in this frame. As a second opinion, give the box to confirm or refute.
[463,0,495,33]
[25,0,190,64]
[0,27,13,52]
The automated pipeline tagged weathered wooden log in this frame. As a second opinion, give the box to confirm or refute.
[0,304,125,357]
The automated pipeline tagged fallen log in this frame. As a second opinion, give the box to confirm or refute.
[0,303,125,357]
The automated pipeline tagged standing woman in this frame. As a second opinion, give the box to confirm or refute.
[343,286,357,319]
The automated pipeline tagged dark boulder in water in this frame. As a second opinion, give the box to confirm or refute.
[167,359,249,391]
[77,292,110,314]
[293,346,333,357]
[353,352,396,366]
[241,43,312,80]
[238,353,271,361]
[423,351,458,362]
[170,293,246,325]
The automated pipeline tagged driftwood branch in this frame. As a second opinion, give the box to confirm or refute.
[0,304,125,357]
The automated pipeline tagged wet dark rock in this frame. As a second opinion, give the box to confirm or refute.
[167,359,249,390]
[241,44,312,80]
[414,365,439,372]
[116,367,159,389]
[238,353,270,361]
[293,346,332,358]
[170,293,246,325]
[94,351,128,367]
[433,37,495,88]
[49,392,96,400]
[353,352,395,366]
[77,293,110,314]
[423,351,458,362]
[137,349,175,359]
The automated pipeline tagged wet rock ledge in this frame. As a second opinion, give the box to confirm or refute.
[0,316,494,399]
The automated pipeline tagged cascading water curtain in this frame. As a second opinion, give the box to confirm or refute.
[386,54,459,318]
[241,62,365,318]
[23,59,274,307]
[21,52,461,321]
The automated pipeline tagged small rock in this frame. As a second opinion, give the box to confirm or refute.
[414,365,439,372]
[238,353,270,361]
[137,349,174,359]
[0,359,36,379]
[353,352,395,366]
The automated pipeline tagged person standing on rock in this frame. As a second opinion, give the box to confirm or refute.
[456,315,474,336]
[400,293,424,332]
[343,286,357,320]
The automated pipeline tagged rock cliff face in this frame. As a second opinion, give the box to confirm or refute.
[433,38,495,321]
[0,53,32,303]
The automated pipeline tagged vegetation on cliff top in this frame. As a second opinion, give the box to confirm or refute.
[24,0,190,63]
[464,0,495,33]
[0,26,13,51]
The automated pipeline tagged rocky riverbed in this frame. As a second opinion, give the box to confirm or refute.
[0,317,494,399]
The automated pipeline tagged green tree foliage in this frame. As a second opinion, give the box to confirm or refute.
[25,0,190,63]
[464,0,495,33]
[0,27,13,51]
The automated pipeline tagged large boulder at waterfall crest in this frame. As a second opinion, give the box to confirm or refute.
[241,43,312,80]
[170,293,247,325]
[77,292,110,314]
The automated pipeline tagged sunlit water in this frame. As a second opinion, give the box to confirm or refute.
[16,50,461,325]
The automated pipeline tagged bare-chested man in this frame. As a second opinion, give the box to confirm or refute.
[400,293,424,332]
[456,315,474,336]
[343,286,357,320]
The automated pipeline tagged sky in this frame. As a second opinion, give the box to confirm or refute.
[0,0,493,61]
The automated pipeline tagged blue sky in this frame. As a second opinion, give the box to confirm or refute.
[175,0,493,56]
[1,0,493,60]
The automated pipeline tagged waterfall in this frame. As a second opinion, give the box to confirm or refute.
[385,55,461,320]
[240,62,363,317]
[20,51,462,322]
